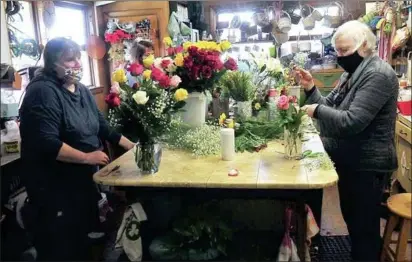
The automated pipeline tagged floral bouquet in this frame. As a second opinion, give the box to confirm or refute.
[106,63,188,174]
[277,95,305,159]
[163,38,237,94]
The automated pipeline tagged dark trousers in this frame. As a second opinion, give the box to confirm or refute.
[337,168,389,261]
[29,187,101,261]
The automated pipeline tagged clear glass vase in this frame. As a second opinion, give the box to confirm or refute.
[284,128,301,160]
[135,143,162,174]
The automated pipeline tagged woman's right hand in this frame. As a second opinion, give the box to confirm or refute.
[84,151,110,165]
[293,67,315,91]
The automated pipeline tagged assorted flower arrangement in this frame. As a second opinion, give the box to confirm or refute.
[106,60,188,173]
[277,95,306,159]
[163,38,238,94]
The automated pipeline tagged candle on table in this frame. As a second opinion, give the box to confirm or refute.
[220,128,235,161]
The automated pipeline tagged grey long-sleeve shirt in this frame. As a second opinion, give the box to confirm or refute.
[305,55,399,172]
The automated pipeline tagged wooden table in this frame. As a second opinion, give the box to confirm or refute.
[94,129,338,260]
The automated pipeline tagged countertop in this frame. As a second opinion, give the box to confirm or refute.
[93,119,338,190]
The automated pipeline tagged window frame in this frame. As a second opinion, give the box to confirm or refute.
[35,1,96,88]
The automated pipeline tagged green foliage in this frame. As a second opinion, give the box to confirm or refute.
[277,103,306,134]
[219,71,256,102]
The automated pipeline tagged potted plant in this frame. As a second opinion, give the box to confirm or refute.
[106,62,188,174]
[219,71,256,120]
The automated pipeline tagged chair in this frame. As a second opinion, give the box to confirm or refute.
[381,193,412,262]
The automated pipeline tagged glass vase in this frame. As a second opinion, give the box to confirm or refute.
[284,128,301,160]
[135,143,162,174]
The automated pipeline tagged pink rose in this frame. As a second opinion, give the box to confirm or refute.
[169,75,182,88]
[110,82,120,94]
[277,95,290,110]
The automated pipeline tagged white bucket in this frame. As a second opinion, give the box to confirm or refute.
[181,92,207,128]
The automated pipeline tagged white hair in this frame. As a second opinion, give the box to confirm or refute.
[331,20,377,54]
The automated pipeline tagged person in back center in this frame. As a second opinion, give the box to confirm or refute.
[19,37,135,261]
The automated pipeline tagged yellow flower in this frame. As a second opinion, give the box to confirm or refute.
[142,70,151,80]
[163,37,172,47]
[219,113,226,126]
[254,103,261,110]
[174,88,188,101]
[219,40,231,51]
[174,53,184,67]
[111,69,127,83]
[227,119,235,129]
[143,54,154,68]
[183,41,193,51]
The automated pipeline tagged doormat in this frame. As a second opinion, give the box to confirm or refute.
[311,235,352,262]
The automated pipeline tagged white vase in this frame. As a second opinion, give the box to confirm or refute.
[181,92,206,128]
[235,101,252,120]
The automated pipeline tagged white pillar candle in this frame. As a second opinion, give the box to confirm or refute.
[220,128,235,161]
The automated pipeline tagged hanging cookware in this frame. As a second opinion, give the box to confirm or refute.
[277,11,292,33]
[272,24,289,45]
[323,2,344,28]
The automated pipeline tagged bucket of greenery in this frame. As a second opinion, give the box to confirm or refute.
[220,71,256,121]
[149,201,233,261]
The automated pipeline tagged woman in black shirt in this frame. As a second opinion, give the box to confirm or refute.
[19,37,135,261]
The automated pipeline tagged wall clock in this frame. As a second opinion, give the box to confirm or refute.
[42,1,56,29]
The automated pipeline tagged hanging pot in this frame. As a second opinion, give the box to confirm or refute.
[277,11,292,33]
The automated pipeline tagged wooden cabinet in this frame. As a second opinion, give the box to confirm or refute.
[395,114,412,193]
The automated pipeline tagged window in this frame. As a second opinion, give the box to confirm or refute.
[7,1,38,70]
[40,3,93,87]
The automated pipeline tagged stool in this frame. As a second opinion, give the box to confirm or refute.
[381,193,412,262]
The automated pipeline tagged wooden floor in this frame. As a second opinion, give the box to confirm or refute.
[321,185,412,259]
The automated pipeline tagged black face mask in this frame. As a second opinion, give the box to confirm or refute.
[337,51,364,74]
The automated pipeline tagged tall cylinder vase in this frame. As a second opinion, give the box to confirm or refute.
[284,128,302,160]
[181,92,207,128]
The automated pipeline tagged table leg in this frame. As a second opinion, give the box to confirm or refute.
[295,199,308,261]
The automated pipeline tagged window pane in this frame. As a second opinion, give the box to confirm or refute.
[81,51,92,86]
[48,6,86,46]
[9,1,38,70]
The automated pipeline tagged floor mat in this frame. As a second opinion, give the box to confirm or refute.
[311,235,352,262]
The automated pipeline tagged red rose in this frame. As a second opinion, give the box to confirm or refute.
[224,57,238,71]
[201,66,212,79]
[175,46,183,53]
[158,74,171,88]
[104,33,120,44]
[151,67,164,82]
[105,93,121,107]
[128,63,144,76]
[167,47,175,56]
[188,46,199,56]
[184,57,194,69]
[206,55,223,70]
[161,59,171,69]
[191,65,201,80]
[132,82,140,89]
[289,95,297,103]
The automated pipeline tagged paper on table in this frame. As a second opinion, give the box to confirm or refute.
[302,135,325,153]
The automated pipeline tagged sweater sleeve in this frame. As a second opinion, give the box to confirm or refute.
[315,72,396,138]
[305,86,339,107]
[82,87,122,145]
[19,83,63,160]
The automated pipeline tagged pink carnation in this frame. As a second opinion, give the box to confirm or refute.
[170,75,182,88]
[110,82,120,94]
[277,95,290,110]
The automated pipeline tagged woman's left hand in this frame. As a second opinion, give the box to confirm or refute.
[301,104,319,118]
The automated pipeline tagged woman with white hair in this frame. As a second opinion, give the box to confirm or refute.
[295,20,399,261]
